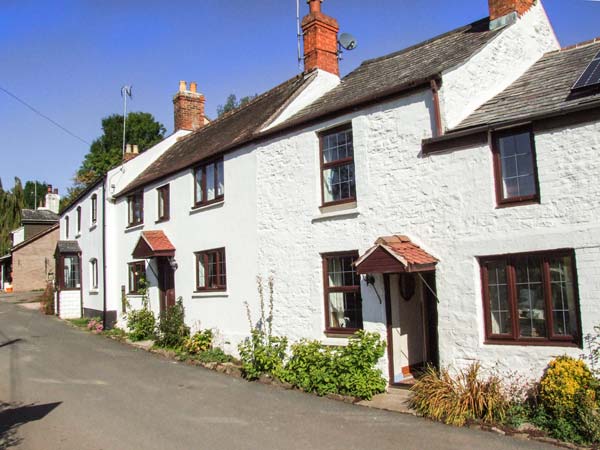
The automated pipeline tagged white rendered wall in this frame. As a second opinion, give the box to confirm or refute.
[439,1,559,130]
[255,87,600,380]
[58,290,81,319]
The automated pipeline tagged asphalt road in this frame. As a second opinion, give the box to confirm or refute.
[0,298,554,450]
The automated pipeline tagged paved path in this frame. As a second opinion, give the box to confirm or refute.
[0,301,553,450]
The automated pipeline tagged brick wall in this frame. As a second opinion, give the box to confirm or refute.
[488,0,536,21]
[12,228,59,292]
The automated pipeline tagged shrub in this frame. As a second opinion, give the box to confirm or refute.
[127,308,156,342]
[409,363,508,426]
[539,356,595,416]
[280,330,387,400]
[38,282,55,315]
[238,277,287,380]
[196,348,233,364]
[184,329,213,355]
[155,298,190,350]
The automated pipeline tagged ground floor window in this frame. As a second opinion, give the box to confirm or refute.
[195,248,226,291]
[60,254,81,290]
[480,249,580,345]
[322,251,363,333]
[128,261,146,294]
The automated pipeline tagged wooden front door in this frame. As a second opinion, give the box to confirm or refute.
[157,257,175,316]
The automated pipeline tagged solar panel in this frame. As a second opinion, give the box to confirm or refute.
[572,51,600,91]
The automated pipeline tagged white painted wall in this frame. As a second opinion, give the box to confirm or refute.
[58,290,81,319]
[439,1,559,130]
[12,227,25,246]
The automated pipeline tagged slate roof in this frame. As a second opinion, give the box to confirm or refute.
[118,17,503,198]
[278,17,503,129]
[21,209,59,223]
[455,41,600,130]
[118,72,317,197]
[55,240,81,254]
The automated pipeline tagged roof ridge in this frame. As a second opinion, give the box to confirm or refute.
[552,37,600,54]
[358,17,491,68]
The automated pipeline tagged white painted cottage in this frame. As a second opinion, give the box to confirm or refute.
[61,0,600,384]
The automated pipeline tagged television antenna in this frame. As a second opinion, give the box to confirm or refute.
[121,85,133,162]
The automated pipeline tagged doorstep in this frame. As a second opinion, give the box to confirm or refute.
[357,386,415,415]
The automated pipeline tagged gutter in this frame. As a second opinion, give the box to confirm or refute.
[101,178,108,329]
[422,101,600,154]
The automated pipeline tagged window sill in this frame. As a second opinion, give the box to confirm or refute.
[89,290,99,295]
[125,223,144,232]
[89,223,97,232]
[155,218,170,224]
[495,198,540,209]
[324,328,360,338]
[190,200,224,215]
[192,291,229,299]
[484,339,580,348]
[312,206,360,223]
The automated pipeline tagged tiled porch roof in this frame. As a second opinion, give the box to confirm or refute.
[355,235,438,274]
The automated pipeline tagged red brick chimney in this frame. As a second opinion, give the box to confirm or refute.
[489,0,536,22]
[302,0,339,76]
[173,81,206,132]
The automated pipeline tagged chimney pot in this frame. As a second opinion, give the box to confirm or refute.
[47,185,52,193]
[132,144,139,154]
[179,80,187,92]
[307,0,322,13]
[53,188,58,194]
[126,144,132,153]
[190,82,197,93]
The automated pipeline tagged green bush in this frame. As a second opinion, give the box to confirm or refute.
[184,329,213,355]
[409,363,508,426]
[155,298,190,350]
[280,331,387,400]
[196,348,233,364]
[127,308,156,341]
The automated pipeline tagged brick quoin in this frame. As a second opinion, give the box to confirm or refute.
[488,0,536,21]
[173,80,206,132]
[302,0,339,76]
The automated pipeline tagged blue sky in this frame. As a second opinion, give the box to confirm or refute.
[0,0,598,195]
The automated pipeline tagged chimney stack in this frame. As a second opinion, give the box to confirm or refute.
[43,185,60,214]
[173,80,206,132]
[123,143,140,162]
[488,0,536,29]
[302,0,340,76]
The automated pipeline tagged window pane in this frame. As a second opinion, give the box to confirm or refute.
[64,256,80,289]
[206,164,215,201]
[158,191,165,218]
[328,256,358,287]
[498,131,536,200]
[328,292,362,329]
[217,160,224,197]
[323,163,356,203]
[549,256,577,336]
[197,257,206,288]
[515,257,546,338]
[486,261,511,335]
[195,169,203,203]
[323,129,353,164]
[218,250,226,286]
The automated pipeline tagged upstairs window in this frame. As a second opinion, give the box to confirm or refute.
[492,127,539,206]
[320,125,356,206]
[194,158,224,207]
[91,194,97,225]
[127,191,144,227]
[195,248,226,291]
[157,185,170,222]
[480,250,580,345]
[322,251,363,333]
[76,207,82,234]
[128,261,146,294]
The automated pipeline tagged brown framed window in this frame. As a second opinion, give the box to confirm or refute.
[195,248,226,291]
[65,216,69,239]
[128,261,146,294]
[320,125,356,207]
[492,127,540,206]
[76,206,82,234]
[59,254,81,290]
[91,194,97,224]
[127,191,144,227]
[322,251,363,333]
[194,158,224,207]
[157,185,170,222]
[480,250,581,346]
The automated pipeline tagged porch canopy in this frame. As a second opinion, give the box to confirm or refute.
[55,240,81,255]
[132,231,175,259]
[355,235,438,274]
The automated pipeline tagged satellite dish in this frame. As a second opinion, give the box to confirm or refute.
[339,33,358,51]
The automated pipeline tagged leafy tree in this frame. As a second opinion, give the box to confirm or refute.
[217,93,257,117]
[23,181,49,210]
[0,178,25,255]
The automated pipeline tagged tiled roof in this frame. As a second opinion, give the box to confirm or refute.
[355,235,438,274]
[142,231,175,253]
[278,17,503,129]
[117,72,317,197]
[376,235,439,267]
[455,41,600,130]
[55,240,81,254]
[22,209,59,223]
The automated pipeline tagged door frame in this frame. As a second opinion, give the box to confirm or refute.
[157,257,176,316]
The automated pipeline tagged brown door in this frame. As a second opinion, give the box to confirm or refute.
[157,257,176,316]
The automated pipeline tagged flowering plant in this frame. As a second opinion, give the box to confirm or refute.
[87,318,104,334]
